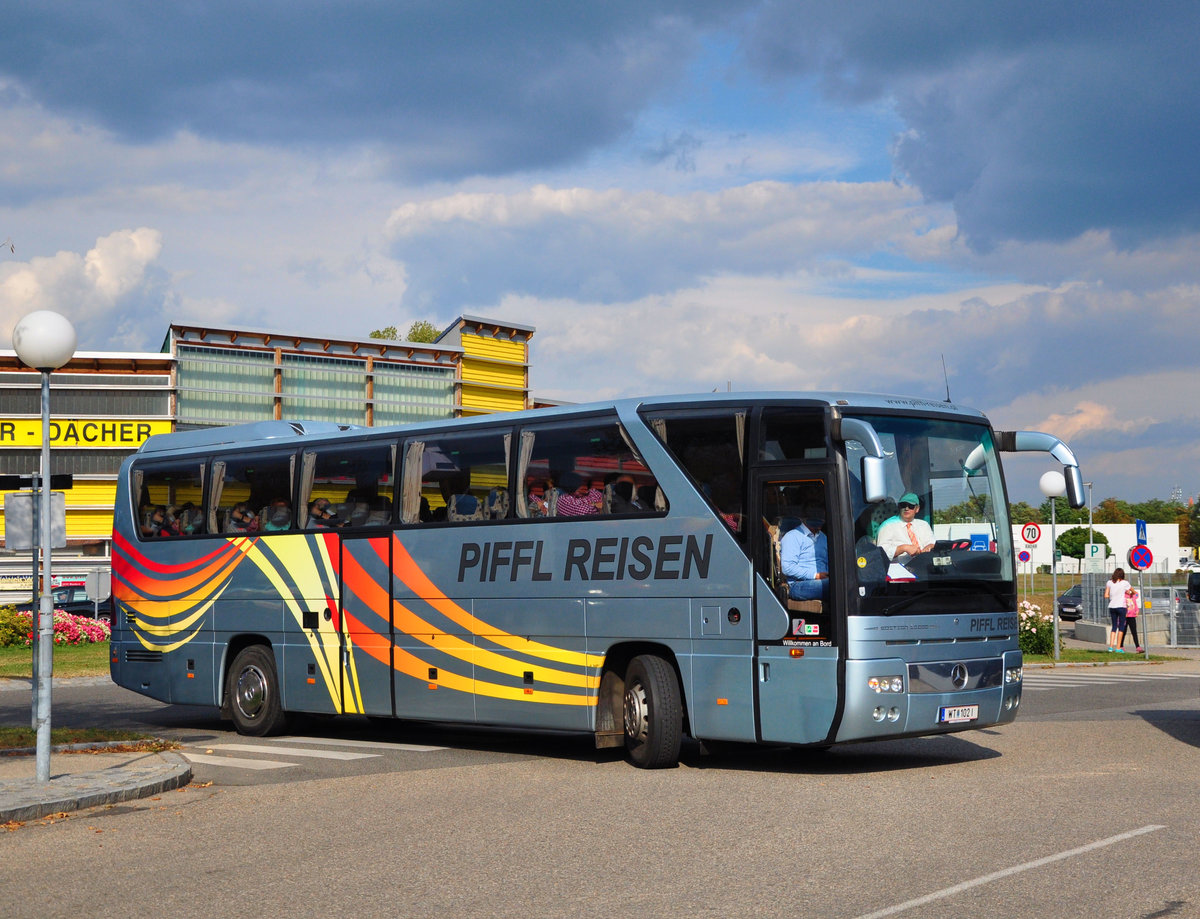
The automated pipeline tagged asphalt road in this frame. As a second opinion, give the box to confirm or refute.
[2,663,1199,918]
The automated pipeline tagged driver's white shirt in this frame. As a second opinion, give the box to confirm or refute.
[876,515,934,559]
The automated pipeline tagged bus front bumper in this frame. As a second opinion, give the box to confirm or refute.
[836,650,1023,742]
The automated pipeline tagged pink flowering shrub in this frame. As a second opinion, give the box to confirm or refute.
[0,605,110,647]
[1017,600,1060,655]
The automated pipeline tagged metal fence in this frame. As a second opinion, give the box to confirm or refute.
[1077,571,1200,647]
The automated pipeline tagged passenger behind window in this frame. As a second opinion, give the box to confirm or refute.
[526,478,554,517]
[307,498,346,528]
[143,505,179,537]
[555,472,601,517]
[365,496,392,525]
[605,473,647,515]
[169,502,200,535]
[227,502,259,533]
[261,498,292,532]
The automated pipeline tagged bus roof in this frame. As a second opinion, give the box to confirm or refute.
[136,391,987,456]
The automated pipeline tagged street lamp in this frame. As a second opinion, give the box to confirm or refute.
[1040,470,1067,662]
[1084,481,1094,548]
[12,310,76,783]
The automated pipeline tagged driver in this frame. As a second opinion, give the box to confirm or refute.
[875,492,935,560]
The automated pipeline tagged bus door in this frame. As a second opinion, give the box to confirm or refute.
[338,534,395,717]
[753,473,841,745]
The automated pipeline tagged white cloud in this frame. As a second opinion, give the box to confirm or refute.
[0,228,166,347]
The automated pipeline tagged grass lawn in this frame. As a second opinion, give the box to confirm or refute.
[0,642,110,679]
[0,725,166,751]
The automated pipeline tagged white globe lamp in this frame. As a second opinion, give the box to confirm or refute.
[11,309,76,782]
[12,310,77,371]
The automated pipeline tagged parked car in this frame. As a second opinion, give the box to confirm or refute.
[14,585,110,625]
[1056,583,1084,621]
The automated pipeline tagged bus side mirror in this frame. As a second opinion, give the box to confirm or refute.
[861,456,887,505]
[995,430,1086,509]
[835,417,888,504]
[1188,572,1200,604]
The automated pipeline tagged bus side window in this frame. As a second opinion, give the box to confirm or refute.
[210,452,295,535]
[643,408,743,534]
[133,461,206,540]
[402,430,510,525]
[300,442,396,529]
[516,416,660,519]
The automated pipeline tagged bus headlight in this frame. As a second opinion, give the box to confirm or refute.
[1005,667,1023,685]
[868,676,904,694]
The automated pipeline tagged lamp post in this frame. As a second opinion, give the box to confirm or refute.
[12,310,76,783]
[1040,470,1067,662]
[1084,481,1094,549]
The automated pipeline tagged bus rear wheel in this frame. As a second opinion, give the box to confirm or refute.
[623,655,682,769]
[227,645,287,736]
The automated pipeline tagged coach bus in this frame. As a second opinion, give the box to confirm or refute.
[109,392,1084,767]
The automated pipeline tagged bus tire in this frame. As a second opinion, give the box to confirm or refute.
[227,645,287,736]
[623,655,682,769]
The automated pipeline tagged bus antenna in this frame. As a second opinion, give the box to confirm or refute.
[941,354,952,403]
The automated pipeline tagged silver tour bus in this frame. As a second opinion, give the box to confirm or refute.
[109,392,1084,767]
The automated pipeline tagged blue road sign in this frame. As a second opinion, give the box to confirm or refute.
[1129,544,1153,570]
[1018,550,1031,563]
[1136,519,1147,545]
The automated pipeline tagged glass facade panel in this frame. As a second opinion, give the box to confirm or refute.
[281,354,367,425]
[374,363,455,425]
[176,345,275,425]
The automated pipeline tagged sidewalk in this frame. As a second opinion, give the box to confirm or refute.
[0,745,192,823]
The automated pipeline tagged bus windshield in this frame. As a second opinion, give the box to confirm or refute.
[846,414,1015,615]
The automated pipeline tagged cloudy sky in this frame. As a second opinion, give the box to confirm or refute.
[1,1,1198,504]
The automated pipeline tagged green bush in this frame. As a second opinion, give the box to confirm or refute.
[1017,600,1061,655]
[0,605,30,648]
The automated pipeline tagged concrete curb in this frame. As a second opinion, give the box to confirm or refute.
[0,750,192,824]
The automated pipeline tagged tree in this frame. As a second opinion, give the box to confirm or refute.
[1128,498,1186,523]
[369,325,399,340]
[1094,497,1135,523]
[1056,526,1109,560]
[1037,495,1088,527]
[406,319,439,343]
[932,494,991,524]
[1008,501,1042,524]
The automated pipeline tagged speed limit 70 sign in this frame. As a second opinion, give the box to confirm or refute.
[1021,522,1042,544]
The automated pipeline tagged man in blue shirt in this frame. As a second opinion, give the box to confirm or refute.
[781,517,829,600]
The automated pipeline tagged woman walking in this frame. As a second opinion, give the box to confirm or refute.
[1104,567,1132,652]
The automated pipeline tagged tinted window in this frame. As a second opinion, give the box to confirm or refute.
[134,460,206,539]
[302,442,395,529]
[211,452,295,534]
[402,430,510,523]
[643,409,743,534]
[760,407,827,460]
[517,418,660,518]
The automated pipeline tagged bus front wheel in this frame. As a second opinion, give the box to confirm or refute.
[227,645,287,736]
[623,655,682,769]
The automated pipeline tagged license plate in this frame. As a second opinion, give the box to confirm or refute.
[938,704,979,724]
